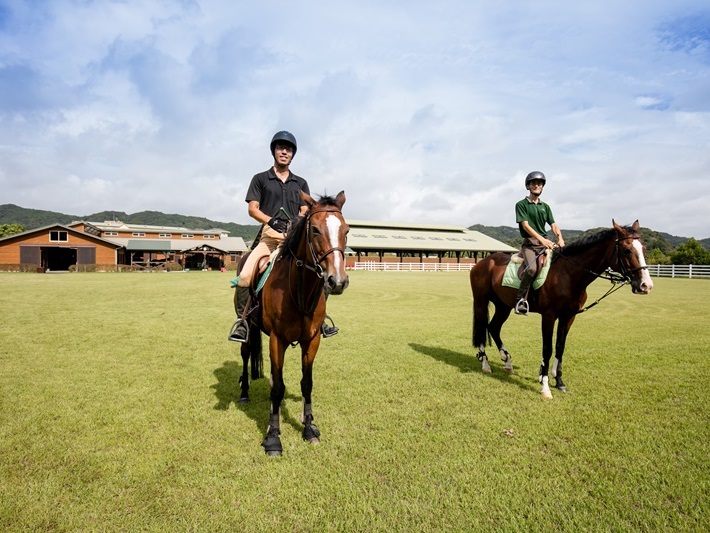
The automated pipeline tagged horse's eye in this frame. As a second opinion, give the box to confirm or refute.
[312,227,321,236]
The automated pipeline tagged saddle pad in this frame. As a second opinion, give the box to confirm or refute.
[501,251,552,290]
[228,261,274,291]
[229,249,280,291]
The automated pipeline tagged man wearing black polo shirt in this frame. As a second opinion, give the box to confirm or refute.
[228,131,339,342]
[514,171,565,315]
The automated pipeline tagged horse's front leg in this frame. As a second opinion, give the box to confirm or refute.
[539,314,556,398]
[262,335,287,457]
[300,335,322,444]
[551,314,576,392]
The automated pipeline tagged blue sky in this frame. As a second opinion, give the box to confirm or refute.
[1,0,709,238]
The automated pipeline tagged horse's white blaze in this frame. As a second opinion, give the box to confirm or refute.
[325,214,343,271]
[632,239,654,292]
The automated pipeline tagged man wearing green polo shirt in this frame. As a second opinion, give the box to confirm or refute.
[514,171,565,315]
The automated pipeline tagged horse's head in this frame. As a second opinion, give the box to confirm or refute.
[611,220,654,294]
[301,190,350,296]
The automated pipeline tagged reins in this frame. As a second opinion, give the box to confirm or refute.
[554,235,646,315]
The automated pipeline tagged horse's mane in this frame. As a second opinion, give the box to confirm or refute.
[554,224,638,259]
[278,194,342,260]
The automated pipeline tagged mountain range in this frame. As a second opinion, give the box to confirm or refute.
[1,203,707,251]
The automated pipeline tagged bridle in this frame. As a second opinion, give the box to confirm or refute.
[555,234,648,314]
[290,208,347,277]
[285,207,346,313]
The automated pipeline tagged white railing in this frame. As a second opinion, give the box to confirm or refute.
[349,262,710,278]
[351,262,474,272]
[646,264,710,279]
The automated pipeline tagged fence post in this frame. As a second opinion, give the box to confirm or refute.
[689,264,693,279]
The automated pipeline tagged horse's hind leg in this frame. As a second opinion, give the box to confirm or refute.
[238,325,263,402]
[238,343,251,402]
[473,294,496,373]
[488,303,514,374]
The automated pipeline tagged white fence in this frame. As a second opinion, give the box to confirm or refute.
[646,264,710,279]
[351,262,710,278]
[351,262,473,272]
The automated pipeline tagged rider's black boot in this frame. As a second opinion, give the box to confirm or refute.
[515,272,534,315]
[228,286,250,342]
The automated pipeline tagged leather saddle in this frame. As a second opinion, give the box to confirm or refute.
[510,249,548,280]
[237,251,272,293]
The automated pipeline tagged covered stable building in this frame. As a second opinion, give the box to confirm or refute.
[0,218,516,271]
[0,220,248,271]
[344,220,516,265]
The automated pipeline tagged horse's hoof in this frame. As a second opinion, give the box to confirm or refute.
[504,367,514,375]
[303,424,321,443]
[261,435,283,456]
[239,397,250,403]
[541,390,553,399]
[556,385,567,393]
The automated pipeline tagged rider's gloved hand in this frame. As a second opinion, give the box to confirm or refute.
[267,217,288,233]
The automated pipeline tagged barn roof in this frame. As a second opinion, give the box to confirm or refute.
[0,224,123,247]
[345,220,516,253]
[102,236,248,253]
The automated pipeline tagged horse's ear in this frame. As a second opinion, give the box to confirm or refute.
[335,190,346,209]
[300,190,316,207]
[631,220,640,231]
[612,219,621,231]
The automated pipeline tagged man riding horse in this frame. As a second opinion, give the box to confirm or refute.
[228,130,339,342]
[514,171,565,315]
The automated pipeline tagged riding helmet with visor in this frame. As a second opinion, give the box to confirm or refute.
[270,131,297,156]
[525,171,546,187]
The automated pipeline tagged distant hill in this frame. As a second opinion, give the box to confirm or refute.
[2,203,707,251]
[469,223,707,252]
[0,204,261,241]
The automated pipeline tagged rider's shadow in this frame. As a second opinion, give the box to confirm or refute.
[408,343,539,393]
[211,360,303,432]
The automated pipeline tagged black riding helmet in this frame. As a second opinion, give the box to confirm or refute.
[270,131,297,156]
[525,171,546,186]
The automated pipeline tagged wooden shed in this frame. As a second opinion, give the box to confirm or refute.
[0,224,123,271]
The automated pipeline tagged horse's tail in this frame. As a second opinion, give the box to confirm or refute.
[470,261,492,349]
[248,325,263,379]
[472,301,491,348]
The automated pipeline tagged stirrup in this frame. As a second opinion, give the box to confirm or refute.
[321,315,339,338]
[228,319,249,343]
[514,298,529,316]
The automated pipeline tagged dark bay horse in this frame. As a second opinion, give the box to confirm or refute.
[470,220,653,398]
[235,191,349,456]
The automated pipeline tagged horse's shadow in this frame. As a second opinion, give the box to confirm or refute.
[210,360,303,434]
[408,343,539,394]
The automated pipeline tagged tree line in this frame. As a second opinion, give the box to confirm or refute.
[1,205,709,265]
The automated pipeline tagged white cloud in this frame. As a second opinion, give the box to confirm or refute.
[0,0,709,237]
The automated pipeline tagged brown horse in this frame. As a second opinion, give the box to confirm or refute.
[234,191,349,456]
[470,220,653,398]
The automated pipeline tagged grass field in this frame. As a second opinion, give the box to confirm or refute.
[1,271,709,531]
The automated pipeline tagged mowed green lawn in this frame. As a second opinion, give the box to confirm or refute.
[1,271,708,531]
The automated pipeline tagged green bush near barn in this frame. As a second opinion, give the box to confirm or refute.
[0,271,708,531]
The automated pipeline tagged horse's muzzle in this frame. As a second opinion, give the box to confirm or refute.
[325,273,349,296]
[632,274,654,294]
